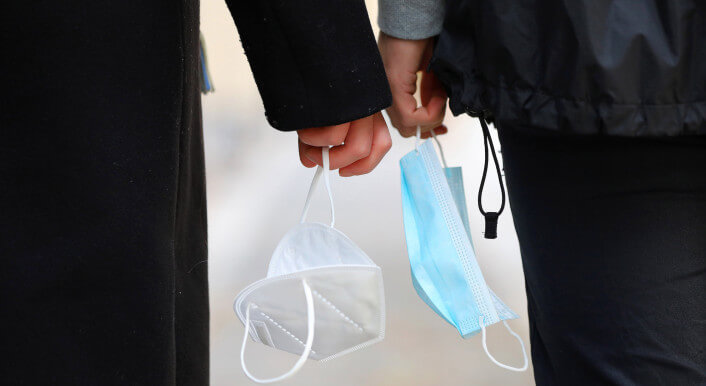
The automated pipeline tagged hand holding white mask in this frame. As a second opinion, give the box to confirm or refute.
[234,147,386,383]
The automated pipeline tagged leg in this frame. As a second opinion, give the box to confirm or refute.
[497,124,706,385]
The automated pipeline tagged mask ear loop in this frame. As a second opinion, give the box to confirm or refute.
[479,315,529,372]
[414,125,421,152]
[429,129,449,169]
[299,146,335,227]
[240,279,316,383]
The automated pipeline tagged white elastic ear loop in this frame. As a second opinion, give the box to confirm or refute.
[414,125,421,152]
[299,147,335,227]
[479,315,529,372]
[299,167,321,224]
[430,129,449,169]
[321,146,334,227]
[240,280,316,384]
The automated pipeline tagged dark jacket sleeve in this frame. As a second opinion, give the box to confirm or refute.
[225,0,392,131]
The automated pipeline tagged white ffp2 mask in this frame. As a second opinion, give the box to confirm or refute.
[234,147,386,383]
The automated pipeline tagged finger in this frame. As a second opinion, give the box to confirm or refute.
[390,97,443,134]
[419,41,445,108]
[397,122,419,138]
[420,125,448,139]
[387,69,421,135]
[390,83,446,136]
[298,139,317,168]
[398,122,448,139]
[420,69,447,107]
[329,116,374,169]
[340,113,393,177]
[414,71,447,132]
[303,116,374,170]
[420,71,447,124]
[297,122,350,146]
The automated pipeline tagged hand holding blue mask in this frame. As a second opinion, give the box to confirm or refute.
[400,127,528,372]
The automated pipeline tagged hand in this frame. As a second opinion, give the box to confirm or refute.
[377,32,448,138]
[297,112,392,177]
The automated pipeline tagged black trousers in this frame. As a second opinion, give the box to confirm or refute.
[1,1,208,385]
[496,124,706,385]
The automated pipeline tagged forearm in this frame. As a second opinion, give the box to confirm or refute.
[378,0,445,40]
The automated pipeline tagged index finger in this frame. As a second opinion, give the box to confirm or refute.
[297,122,350,147]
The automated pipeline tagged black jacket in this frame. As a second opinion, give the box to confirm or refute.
[226,0,392,131]
[431,0,706,136]
[0,1,389,384]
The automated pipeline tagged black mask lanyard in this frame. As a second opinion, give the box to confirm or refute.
[477,111,506,239]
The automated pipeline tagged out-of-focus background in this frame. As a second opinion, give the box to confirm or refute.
[201,1,533,385]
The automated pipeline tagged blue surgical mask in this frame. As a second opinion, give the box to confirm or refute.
[400,130,528,372]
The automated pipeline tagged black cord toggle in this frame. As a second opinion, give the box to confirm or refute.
[482,212,500,239]
[477,110,506,239]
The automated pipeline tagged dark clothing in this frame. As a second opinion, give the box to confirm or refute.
[497,123,706,385]
[426,0,706,382]
[0,0,390,385]
[431,0,706,136]
[420,0,706,382]
[224,0,392,131]
[1,1,208,384]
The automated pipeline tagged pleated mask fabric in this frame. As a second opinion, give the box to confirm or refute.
[400,132,528,371]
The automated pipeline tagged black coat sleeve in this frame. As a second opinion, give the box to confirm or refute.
[225,0,392,131]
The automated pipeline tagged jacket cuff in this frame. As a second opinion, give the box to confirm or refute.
[378,0,445,40]
[226,0,392,131]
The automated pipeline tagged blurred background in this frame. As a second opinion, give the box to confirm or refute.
[201,0,533,384]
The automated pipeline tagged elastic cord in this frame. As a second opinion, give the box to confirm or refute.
[430,129,449,169]
[479,315,529,372]
[415,125,421,152]
[300,147,335,227]
[240,280,316,383]
[477,112,506,238]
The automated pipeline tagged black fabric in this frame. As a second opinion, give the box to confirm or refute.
[0,1,209,385]
[496,123,706,385]
[431,0,706,137]
[1,0,390,384]
[225,0,393,131]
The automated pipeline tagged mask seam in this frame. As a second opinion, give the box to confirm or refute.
[320,269,385,362]
[311,290,364,332]
[253,304,318,355]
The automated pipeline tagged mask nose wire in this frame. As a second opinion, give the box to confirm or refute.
[240,279,316,383]
[479,315,529,372]
[299,146,335,227]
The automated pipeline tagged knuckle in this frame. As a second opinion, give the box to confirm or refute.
[352,142,371,159]
[388,112,403,128]
[327,132,343,145]
[400,117,414,128]
[358,165,374,176]
[400,127,415,138]
[380,136,393,151]
[297,131,313,144]
[330,125,349,145]
[390,119,403,131]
